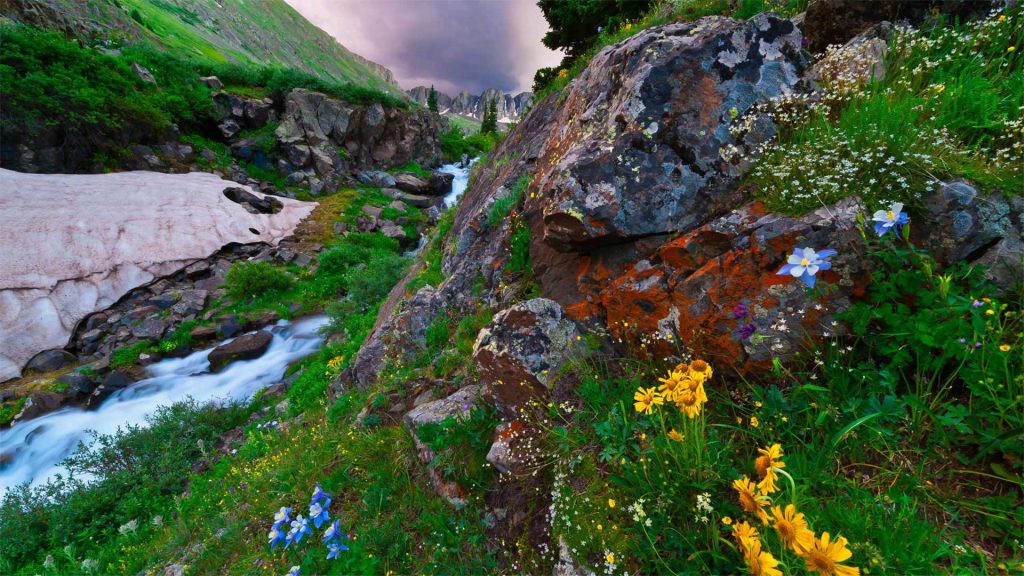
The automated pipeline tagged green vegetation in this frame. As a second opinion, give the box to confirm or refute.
[88,0,400,95]
[389,161,432,178]
[750,8,1023,213]
[0,25,213,141]
[0,400,250,571]
[446,114,483,136]
[428,85,439,113]
[205,63,406,107]
[224,261,294,301]
[487,174,530,227]
[480,98,498,134]
[110,340,155,368]
[440,125,496,161]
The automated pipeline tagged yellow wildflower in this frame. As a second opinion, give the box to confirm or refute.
[668,429,684,442]
[798,532,860,576]
[675,387,704,418]
[658,368,686,401]
[733,520,759,548]
[771,504,815,552]
[733,476,770,524]
[608,498,616,509]
[744,538,783,576]
[606,552,615,564]
[722,516,733,525]
[999,344,1011,352]
[755,444,786,494]
[633,387,664,414]
[688,359,714,383]
[750,416,760,428]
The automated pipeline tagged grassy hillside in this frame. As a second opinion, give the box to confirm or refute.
[4,0,400,95]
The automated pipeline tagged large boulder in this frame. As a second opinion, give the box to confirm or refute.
[12,391,65,423]
[393,173,430,194]
[534,14,806,252]
[24,349,76,373]
[207,331,273,372]
[275,89,444,176]
[472,299,580,416]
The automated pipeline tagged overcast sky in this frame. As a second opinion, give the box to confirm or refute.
[286,0,563,95]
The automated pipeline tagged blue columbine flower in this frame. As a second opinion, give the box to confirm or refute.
[323,519,344,543]
[778,247,836,288]
[326,539,349,560]
[872,202,909,236]
[286,566,301,576]
[272,506,292,527]
[310,484,331,507]
[309,501,330,528]
[268,526,286,549]
[285,515,311,547]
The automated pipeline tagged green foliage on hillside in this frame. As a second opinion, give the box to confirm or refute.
[440,126,496,161]
[537,0,655,59]
[0,24,214,139]
[44,0,400,95]
[207,63,406,107]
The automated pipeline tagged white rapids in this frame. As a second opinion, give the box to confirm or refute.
[0,316,328,493]
[437,158,476,208]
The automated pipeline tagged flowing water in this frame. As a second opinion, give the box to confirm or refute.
[0,316,328,493]
[437,157,476,208]
[0,163,474,495]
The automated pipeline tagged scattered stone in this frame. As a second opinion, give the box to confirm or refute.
[25,349,77,373]
[57,372,98,396]
[427,171,455,196]
[190,325,218,341]
[388,200,408,212]
[199,76,223,90]
[380,188,434,208]
[333,221,348,235]
[131,317,168,340]
[403,385,482,506]
[86,371,134,408]
[207,331,273,372]
[223,187,283,215]
[362,205,384,219]
[131,62,156,84]
[473,299,580,416]
[12,391,65,423]
[357,170,396,188]
[149,293,179,310]
[218,318,244,339]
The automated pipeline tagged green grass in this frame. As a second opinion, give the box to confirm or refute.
[447,114,482,135]
[750,7,1023,213]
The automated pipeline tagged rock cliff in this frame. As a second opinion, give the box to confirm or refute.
[354,13,1022,395]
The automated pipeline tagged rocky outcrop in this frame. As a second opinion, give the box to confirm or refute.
[473,299,580,416]
[207,331,273,372]
[353,12,1023,389]
[274,89,445,186]
[406,86,533,124]
[0,169,314,382]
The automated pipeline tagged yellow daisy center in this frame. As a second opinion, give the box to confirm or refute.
[800,258,810,266]
[807,550,835,575]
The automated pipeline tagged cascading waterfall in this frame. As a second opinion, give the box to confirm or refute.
[437,157,476,209]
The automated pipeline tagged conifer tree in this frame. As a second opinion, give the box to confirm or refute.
[428,85,438,113]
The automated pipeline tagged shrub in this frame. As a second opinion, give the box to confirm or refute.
[440,126,495,161]
[488,174,530,227]
[224,261,292,301]
[0,400,248,568]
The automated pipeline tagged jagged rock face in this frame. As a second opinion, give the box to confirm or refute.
[472,298,580,417]
[0,169,314,382]
[275,89,444,180]
[354,13,1023,382]
[534,15,805,251]
[405,87,534,123]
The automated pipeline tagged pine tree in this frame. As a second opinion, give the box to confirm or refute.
[481,98,498,134]
[428,85,438,113]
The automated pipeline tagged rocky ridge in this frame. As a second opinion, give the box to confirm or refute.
[354,11,1022,446]
[406,86,533,125]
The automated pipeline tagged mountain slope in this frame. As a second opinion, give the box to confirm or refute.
[3,0,400,94]
[407,86,533,125]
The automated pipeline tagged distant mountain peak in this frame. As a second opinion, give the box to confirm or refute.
[407,87,533,124]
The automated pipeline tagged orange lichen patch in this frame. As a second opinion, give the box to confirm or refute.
[495,418,527,441]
